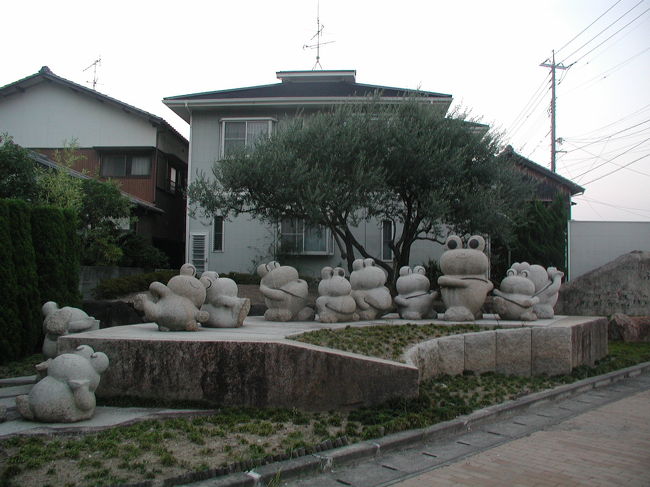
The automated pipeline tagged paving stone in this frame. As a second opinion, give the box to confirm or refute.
[453,431,504,449]
[496,328,532,376]
[280,475,343,487]
[420,439,475,461]
[464,331,496,374]
[376,449,444,474]
[478,421,534,438]
[332,460,405,487]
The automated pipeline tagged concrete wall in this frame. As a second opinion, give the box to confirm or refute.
[569,221,650,279]
[0,82,156,147]
[79,266,145,300]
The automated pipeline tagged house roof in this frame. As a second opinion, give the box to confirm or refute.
[29,149,164,214]
[0,66,188,145]
[163,70,453,122]
[500,145,585,196]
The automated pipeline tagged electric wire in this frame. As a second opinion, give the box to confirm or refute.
[555,0,624,56]
[580,153,650,186]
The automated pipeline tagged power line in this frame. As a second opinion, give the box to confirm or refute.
[578,147,650,185]
[568,6,650,66]
[507,72,551,136]
[559,0,646,64]
[564,118,650,153]
[555,0,623,55]
[566,103,650,138]
[561,140,650,177]
[574,196,650,218]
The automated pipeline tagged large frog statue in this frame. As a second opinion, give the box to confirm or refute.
[134,263,209,331]
[200,271,250,328]
[350,258,393,320]
[41,302,100,359]
[437,235,493,321]
[493,267,539,321]
[257,261,314,321]
[512,262,564,319]
[16,345,109,423]
[394,266,437,320]
[316,267,358,323]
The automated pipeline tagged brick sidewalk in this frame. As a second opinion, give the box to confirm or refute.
[391,389,650,487]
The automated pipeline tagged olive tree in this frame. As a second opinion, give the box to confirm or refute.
[189,99,533,284]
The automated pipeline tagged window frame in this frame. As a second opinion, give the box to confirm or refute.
[279,218,333,256]
[220,117,275,158]
[100,152,152,178]
[380,219,395,261]
[213,216,224,253]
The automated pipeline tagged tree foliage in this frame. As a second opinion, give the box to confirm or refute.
[0,133,38,201]
[190,99,534,283]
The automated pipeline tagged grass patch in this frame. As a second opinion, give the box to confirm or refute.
[292,323,482,361]
[0,354,42,381]
[1,341,649,486]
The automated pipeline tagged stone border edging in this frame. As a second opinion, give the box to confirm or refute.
[162,360,650,487]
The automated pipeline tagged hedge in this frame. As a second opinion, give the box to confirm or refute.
[0,201,80,364]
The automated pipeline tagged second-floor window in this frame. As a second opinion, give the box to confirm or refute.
[221,119,273,157]
[101,154,151,177]
[381,220,394,261]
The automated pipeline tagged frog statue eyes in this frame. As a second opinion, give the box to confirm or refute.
[437,235,494,321]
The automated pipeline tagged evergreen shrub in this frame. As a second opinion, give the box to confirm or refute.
[92,270,178,299]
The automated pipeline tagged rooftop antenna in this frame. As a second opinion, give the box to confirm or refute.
[303,1,334,70]
[83,56,101,90]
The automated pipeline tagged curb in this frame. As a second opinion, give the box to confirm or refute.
[181,361,650,487]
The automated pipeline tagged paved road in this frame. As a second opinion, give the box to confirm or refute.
[280,372,650,487]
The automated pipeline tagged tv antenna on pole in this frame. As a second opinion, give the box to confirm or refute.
[83,56,102,90]
[303,1,334,70]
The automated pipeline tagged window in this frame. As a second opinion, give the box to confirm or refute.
[101,154,151,177]
[213,216,224,252]
[381,220,394,261]
[221,119,273,157]
[169,166,178,193]
[280,218,332,255]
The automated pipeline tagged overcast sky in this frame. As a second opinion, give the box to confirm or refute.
[3,0,649,221]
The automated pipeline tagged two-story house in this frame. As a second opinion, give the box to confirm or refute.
[163,70,455,276]
[0,66,188,267]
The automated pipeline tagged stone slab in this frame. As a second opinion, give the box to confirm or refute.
[496,327,532,376]
[59,324,418,411]
[436,335,465,376]
[403,339,439,381]
[464,331,496,374]
[531,325,573,376]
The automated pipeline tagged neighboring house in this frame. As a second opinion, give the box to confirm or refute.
[498,145,585,215]
[0,66,188,267]
[163,70,584,277]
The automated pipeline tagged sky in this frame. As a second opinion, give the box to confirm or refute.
[2,0,649,222]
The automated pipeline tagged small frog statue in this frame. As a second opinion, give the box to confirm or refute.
[438,235,494,321]
[257,261,314,321]
[316,266,358,323]
[394,266,437,320]
[511,262,564,319]
[493,267,539,321]
[200,271,250,328]
[41,302,100,359]
[134,263,209,331]
[350,258,393,320]
[16,345,109,423]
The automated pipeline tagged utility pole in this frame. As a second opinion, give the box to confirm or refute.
[540,50,568,173]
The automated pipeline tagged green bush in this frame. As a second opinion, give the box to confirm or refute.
[118,232,169,269]
[0,201,21,363]
[31,206,81,307]
[219,272,261,285]
[93,270,178,299]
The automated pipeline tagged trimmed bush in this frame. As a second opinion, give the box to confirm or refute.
[0,201,21,362]
[93,270,178,299]
[31,206,81,308]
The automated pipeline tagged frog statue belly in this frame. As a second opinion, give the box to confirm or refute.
[493,268,539,321]
[438,235,493,321]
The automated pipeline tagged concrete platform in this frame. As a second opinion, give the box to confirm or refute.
[58,314,607,411]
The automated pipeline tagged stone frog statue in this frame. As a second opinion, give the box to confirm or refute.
[16,345,109,423]
[437,235,494,321]
[199,271,250,328]
[394,266,437,320]
[316,267,358,323]
[493,267,539,321]
[134,263,209,331]
[350,258,393,320]
[512,262,564,319]
[41,301,100,359]
[257,261,315,321]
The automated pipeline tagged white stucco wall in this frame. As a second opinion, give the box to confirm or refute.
[568,220,650,279]
[0,82,156,147]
